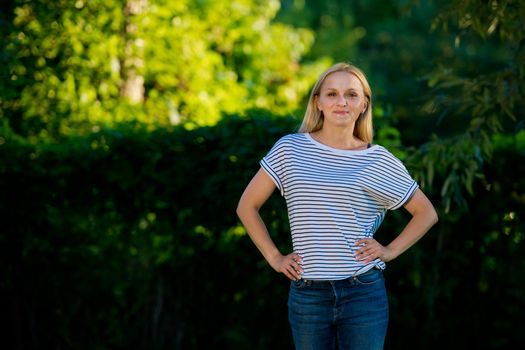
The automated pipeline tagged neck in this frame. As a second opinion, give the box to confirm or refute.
[312,125,366,150]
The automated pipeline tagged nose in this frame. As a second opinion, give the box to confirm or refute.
[337,95,348,106]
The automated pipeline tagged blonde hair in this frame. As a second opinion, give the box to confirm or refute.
[299,62,373,143]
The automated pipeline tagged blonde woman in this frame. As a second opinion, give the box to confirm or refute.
[237,62,438,350]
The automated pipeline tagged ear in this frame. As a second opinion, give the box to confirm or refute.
[315,95,322,111]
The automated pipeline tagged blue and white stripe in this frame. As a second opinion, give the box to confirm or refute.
[260,133,418,280]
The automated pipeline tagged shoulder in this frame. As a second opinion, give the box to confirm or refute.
[370,144,398,158]
[270,133,307,149]
[277,132,306,143]
[369,144,408,167]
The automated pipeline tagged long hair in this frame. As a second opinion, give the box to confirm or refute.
[299,62,373,143]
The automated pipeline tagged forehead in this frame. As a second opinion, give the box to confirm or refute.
[321,71,363,91]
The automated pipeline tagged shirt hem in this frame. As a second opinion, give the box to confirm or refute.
[389,181,419,210]
[260,159,284,196]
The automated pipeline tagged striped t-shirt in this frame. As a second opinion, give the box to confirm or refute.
[260,133,418,280]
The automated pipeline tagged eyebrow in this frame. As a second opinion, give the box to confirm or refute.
[324,88,360,92]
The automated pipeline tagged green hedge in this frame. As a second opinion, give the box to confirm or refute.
[1,114,524,349]
[1,113,299,349]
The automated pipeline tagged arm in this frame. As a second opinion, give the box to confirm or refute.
[356,188,438,263]
[236,168,303,280]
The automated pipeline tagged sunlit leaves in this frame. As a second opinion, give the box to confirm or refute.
[2,0,324,139]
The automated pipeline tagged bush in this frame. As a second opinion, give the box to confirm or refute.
[1,113,524,349]
[1,112,299,349]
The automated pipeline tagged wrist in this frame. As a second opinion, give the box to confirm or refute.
[265,250,283,268]
[384,245,399,262]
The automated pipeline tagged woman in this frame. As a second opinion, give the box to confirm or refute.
[236,62,438,350]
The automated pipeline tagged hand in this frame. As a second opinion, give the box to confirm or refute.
[355,238,394,263]
[269,252,303,281]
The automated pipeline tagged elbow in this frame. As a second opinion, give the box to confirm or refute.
[432,212,439,226]
[236,200,244,219]
[236,197,253,219]
[430,207,439,226]
[236,198,261,223]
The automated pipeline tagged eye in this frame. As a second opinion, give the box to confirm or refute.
[327,92,337,97]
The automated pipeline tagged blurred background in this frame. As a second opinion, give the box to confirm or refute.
[1,0,524,349]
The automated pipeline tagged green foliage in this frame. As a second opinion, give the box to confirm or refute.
[2,0,525,349]
[0,112,296,349]
[0,0,326,139]
[277,0,525,213]
[412,0,525,211]
[276,0,365,62]
[2,114,524,349]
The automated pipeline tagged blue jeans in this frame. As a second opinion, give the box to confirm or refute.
[288,268,388,350]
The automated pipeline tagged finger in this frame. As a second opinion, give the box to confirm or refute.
[362,241,380,253]
[365,249,381,262]
[364,245,377,255]
[291,253,303,264]
[357,248,376,261]
[286,265,301,280]
[290,260,303,277]
[291,260,303,273]
[358,254,370,262]
[355,238,371,246]
[365,256,378,263]
[283,270,294,281]
[289,254,303,274]
[356,245,373,256]
[280,263,294,279]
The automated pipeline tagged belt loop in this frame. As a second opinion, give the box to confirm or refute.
[306,279,313,286]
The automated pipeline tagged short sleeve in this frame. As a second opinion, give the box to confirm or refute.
[373,148,419,210]
[259,136,289,196]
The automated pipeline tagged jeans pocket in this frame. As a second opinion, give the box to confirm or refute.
[291,279,309,289]
[354,268,383,286]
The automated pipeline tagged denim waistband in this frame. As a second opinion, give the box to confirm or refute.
[300,266,382,286]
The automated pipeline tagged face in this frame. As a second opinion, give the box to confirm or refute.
[316,71,367,128]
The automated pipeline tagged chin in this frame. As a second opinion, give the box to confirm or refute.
[328,118,356,127]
